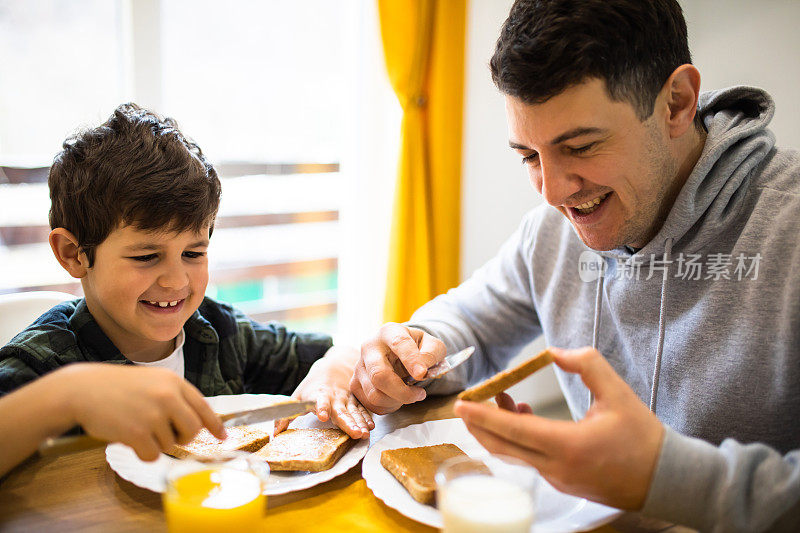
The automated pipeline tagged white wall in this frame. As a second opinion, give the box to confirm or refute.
[459,0,800,407]
[680,0,800,149]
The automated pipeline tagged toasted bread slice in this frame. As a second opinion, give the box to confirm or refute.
[253,428,353,472]
[380,443,468,505]
[166,425,271,460]
[457,349,554,402]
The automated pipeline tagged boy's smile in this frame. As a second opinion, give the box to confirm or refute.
[79,224,210,362]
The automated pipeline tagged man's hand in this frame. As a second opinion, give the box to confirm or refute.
[454,347,665,510]
[275,346,374,439]
[349,323,447,414]
[63,364,225,462]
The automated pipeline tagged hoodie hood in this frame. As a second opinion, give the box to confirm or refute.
[597,86,776,263]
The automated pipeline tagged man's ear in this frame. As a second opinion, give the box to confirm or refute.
[661,64,701,139]
[49,228,89,278]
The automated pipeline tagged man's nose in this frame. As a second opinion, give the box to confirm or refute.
[538,157,582,207]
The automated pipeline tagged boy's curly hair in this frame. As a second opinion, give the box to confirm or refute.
[48,103,221,266]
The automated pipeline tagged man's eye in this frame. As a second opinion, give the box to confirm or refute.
[569,142,596,154]
[129,254,156,262]
[183,251,206,259]
[521,152,539,165]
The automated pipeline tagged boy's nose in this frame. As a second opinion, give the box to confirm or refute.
[157,265,189,289]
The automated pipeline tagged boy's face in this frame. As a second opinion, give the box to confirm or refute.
[81,224,210,360]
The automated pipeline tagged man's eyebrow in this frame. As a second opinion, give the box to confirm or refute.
[548,127,607,145]
[508,127,607,151]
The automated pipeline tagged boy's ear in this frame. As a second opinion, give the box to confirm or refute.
[49,228,89,278]
[661,64,701,139]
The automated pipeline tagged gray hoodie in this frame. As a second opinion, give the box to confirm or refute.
[410,86,800,532]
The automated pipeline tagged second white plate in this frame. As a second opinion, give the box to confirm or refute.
[362,418,621,532]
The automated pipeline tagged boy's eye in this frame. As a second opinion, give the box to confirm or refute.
[183,251,206,259]
[129,254,156,262]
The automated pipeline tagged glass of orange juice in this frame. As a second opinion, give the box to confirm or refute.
[436,454,539,533]
[163,452,270,533]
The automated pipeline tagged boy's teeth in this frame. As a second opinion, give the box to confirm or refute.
[144,300,181,307]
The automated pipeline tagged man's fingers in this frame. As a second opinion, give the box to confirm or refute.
[454,399,571,455]
[461,418,548,471]
[378,323,429,380]
[495,392,517,412]
[549,347,627,403]
[412,333,447,379]
[362,346,425,405]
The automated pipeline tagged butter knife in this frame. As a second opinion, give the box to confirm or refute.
[402,346,475,387]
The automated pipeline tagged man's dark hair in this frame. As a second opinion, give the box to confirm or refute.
[48,103,221,266]
[490,0,692,121]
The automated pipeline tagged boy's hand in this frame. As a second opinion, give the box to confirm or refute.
[454,347,665,510]
[275,346,374,439]
[62,364,225,462]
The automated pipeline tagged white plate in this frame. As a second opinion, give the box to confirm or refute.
[362,418,622,532]
[106,393,369,495]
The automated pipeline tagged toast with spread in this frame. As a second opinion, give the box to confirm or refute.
[253,428,353,471]
[166,425,271,460]
[380,443,469,504]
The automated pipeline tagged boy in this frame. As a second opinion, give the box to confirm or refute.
[0,103,372,470]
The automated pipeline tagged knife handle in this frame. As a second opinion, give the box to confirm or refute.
[38,435,107,457]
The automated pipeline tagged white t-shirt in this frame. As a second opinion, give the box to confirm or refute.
[134,329,185,378]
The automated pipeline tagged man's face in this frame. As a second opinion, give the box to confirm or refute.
[506,78,678,250]
[80,224,210,359]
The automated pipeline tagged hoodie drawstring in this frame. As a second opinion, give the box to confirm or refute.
[588,237,673,416]
[589,263,605,408]
[648,237,674,413]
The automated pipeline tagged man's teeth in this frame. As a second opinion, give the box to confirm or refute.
[146,300,180,307]
[574,193,609,213]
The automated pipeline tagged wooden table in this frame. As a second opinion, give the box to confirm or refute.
[0,395,618,532]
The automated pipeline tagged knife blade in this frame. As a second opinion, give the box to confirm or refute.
[402,346,475,387]
[219,400,316,427]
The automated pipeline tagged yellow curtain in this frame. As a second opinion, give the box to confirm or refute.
[379,0,467,322]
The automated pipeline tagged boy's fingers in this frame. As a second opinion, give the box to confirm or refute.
[316,396,331,422]
[274,418,290,435]
[181,383,225,440]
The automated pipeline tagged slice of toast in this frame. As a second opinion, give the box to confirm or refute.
[166,425,271,460]
[253,428,353,472]
[457,349,554,402]
[380,443,468,505]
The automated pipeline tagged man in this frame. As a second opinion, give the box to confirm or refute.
[350,0,800,530]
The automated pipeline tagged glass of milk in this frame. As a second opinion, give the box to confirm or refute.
[435,454,538,533]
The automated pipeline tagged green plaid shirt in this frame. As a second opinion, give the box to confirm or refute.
[0,297,331,397]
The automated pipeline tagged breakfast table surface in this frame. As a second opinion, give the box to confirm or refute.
[0,394,620,532]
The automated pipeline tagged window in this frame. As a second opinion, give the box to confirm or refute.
[0,0,399,339]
